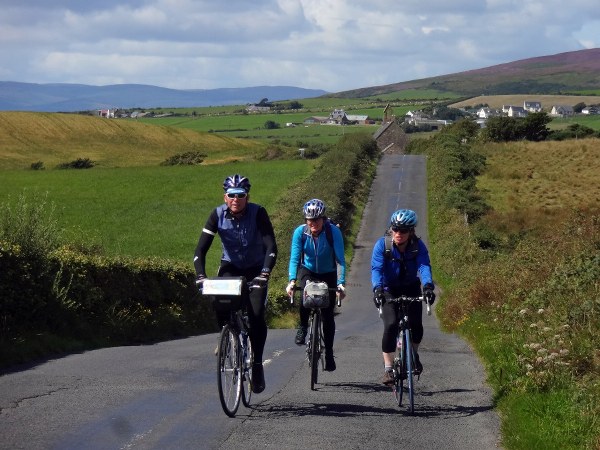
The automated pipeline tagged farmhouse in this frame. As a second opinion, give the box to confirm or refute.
[96,109,115,118]
[303,116,328,125]
[507,106,528,118]
[524,101,542,112]
[550,105,574,117]
[477,107,501,119]
[582,106,599,115]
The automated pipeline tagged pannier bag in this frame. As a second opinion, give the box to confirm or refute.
[303,281,330,309]
[203,276,249,312]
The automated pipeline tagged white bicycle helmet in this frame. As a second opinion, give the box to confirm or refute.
[303,199,326,219]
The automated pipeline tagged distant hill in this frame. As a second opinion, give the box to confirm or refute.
[0,83,328,112]
[331,48,600,98]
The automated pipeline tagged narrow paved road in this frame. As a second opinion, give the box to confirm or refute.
[0,154,501,449]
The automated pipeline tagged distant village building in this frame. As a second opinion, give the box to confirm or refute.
[97,109,115,118]
[373,120,409,154]
[523,101,542,113]
[303,116,328,125]
[507,106,528,118]
[581,106,599,115]
[477,107,501,119]
[550,105,574,117]
[246,105,271,112]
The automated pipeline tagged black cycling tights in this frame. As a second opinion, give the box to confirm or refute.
[217,263,268,364]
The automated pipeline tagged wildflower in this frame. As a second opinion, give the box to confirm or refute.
[543,327,552,332]
[530,323,538,328]
[537,348,548,354]
[537,308,545,314]
[559,349,569,355]
[536,356,544,363]
[530,343,541,349]
[519,309,528,316]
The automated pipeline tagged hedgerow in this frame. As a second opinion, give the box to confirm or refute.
[0,134,380,369]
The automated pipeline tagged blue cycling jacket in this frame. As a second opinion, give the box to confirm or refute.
[288,223,346,285]
[371,236,433,290]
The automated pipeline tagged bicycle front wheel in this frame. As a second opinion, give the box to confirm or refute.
[310,312,321,390]
[241,333,253,407]
[404,329,415,414]
[394,338,405,407]
[217,324,242,417]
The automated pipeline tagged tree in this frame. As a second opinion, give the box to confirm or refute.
[573,102,586,113]
[264,120,280,129]
[483,116,521,142]
[289,100,303,110]
[520,112,552,142]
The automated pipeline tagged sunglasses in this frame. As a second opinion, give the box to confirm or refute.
[226,192,247,199]
[391,226,412,234]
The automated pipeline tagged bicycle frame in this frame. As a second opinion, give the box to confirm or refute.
[202,276,266,417]
[290,282,341,390]
[382,295,424,414]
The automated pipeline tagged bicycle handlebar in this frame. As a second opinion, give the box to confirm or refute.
[382,295,432,316]
[289,285,342,307]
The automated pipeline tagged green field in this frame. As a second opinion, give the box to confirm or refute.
[0,160,313,267]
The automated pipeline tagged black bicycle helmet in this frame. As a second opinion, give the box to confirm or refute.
[223,174,251,193]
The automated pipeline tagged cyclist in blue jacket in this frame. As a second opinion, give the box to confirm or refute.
[194,174,277,394]
[286,199,346,371]
[371,209,435,385]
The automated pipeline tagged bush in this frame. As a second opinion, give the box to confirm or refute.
[161,151,207,166]
[0,191,61,257]
[57,158,95,169]
[30,161,45,170]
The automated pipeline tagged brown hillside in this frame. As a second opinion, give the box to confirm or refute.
[0,112,262,170]
[331,48,600,98]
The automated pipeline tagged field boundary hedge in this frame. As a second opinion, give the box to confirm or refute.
[0,132,379,369]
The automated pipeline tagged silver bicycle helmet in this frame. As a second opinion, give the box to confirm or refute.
[390,209,418,228]
[303,199,326,219]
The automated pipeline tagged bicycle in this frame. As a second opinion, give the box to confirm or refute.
[381,295,430,414]
[290,280,341,390]
[201,276,267,417]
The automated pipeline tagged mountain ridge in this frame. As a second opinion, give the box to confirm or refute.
[2,48,598,112]
[0,83,328,113]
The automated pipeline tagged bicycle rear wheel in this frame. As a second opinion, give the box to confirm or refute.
[241,332,253,407]
[404,329,415,414]
[217,324,242,417]
[310,312,321,390]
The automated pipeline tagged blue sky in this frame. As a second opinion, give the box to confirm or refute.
[1,0,598,92]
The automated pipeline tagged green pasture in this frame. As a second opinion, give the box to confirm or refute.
[0,160,313,268]
[549,114,600,131]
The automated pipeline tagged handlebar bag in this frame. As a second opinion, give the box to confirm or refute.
[203,276,248,311]
[303,281,330,309]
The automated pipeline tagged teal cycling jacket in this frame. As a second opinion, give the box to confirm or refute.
[288,223,346,285]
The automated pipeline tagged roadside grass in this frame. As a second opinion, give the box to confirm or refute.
[426,131,600,449]
[477,138,600,212]
[0,160,313,266]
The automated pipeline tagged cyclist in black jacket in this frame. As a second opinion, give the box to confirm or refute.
[193,174,277,394]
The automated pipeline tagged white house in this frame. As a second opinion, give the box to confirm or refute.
[508,106,528,118]
[524,101,542,113]
[582,106,599,115]
[477,107,501,119]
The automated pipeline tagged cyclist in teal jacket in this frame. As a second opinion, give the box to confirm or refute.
[371,209,435,385]
[286,199,346,371]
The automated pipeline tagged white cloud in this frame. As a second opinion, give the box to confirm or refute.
[0,0,598,91]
